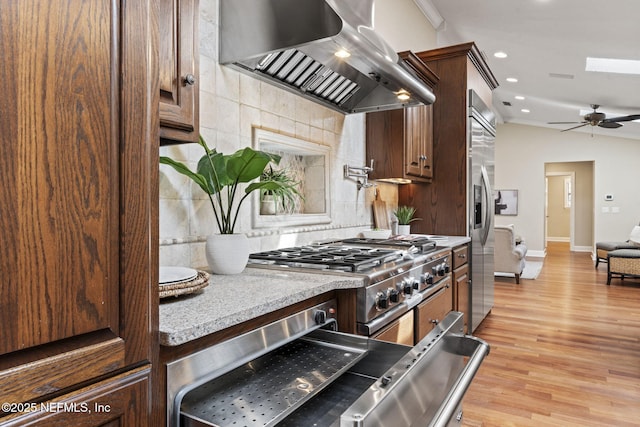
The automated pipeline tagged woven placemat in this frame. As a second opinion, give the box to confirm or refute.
[160,270,210,299]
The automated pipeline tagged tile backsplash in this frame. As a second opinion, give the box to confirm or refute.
[159,0,398,269]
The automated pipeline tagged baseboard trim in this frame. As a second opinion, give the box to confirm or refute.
[526,249,546,259]
[547,236,570,242]
[572,245,593,253]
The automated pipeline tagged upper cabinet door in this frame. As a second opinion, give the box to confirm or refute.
[404,105,433,180]
[159,0,200,143]
[0,0,156,408]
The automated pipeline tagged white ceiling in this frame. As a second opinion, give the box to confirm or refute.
[424,0,640,140]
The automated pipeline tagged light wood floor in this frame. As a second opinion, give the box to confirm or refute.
[462,242,640,427]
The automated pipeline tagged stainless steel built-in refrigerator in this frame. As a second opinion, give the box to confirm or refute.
[468,89,496,332]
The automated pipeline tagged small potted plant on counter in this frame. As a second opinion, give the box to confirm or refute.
[393,205,421,235]
[259,165,304,215]
[160,135,288,274]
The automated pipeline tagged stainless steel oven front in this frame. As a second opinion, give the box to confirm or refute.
[166,300,489,427]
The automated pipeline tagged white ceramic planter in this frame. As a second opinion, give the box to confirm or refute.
[397,225,411,235]
[206,233,249,275]
[260,195,277,215]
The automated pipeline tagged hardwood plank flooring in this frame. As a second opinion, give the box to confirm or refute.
[462,242,640,427]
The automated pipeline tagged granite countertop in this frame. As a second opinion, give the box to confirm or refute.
[159,267,364,346]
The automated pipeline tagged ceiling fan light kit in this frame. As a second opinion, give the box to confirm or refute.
[548,104,640,132]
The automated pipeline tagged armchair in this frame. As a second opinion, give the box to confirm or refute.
[494,224,528,284]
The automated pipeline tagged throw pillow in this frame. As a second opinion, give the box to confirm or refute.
[629,225,640,246]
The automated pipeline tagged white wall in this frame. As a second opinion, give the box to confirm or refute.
[495,122,640,256]
[374,0,437,52]
[158,0,437,268]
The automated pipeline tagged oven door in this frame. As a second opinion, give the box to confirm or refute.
[173,308,489,427]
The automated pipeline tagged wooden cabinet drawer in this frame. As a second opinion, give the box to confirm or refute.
[452,244,469,269]
[414,278,453,342]
[1,366,150,427]
[453,263,470,333]
[372,310,415,346]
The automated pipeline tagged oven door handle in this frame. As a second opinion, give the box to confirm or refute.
[429,335,490,427]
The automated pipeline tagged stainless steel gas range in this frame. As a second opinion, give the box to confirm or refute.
[247,237,451,340]
[165,237,489,427]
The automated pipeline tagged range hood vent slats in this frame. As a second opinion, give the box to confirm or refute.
[329,79,354,101]
[285,56,316,84]
[220,0,435,114]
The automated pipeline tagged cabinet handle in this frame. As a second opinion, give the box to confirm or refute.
[430,319,439,325]
[183,74,196,86]
[420,155,427,161]
[458,253,466,258]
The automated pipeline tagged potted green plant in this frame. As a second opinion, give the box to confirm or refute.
[160,135,288,274]
[393,205,421,235]
[259,165,304,215]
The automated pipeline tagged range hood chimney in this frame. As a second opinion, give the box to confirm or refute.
[219,0,436,114]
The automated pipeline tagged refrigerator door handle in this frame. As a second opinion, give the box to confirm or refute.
[480,165,492,246]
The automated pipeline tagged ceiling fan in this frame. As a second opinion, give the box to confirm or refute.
[549,104,640,132]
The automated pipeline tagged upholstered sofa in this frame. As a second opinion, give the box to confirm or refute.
[494,224,528,284]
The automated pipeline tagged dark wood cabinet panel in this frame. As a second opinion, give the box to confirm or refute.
[159,0,200,143]
[1,367,151,427]
[399,43,497,235]
[0,0,157,418]
[0,0,118,355]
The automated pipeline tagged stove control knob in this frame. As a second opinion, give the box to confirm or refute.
[444,263,450,274]
[389,288,400,303]
[402,279,414,295]
[412,278,420,290]
[437,264,446,276]
[314,310,327,325]
[422,273,434,285]
[376,291,389,310]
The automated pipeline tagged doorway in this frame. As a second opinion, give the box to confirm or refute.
[545,172,574,247]
[544,162,594,252]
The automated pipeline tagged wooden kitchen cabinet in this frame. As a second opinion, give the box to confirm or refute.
[414,278,453,342]
[159,0,200,143]
[399,43,498,234]
[372,310,415,346]
[452,244,470,333]
[366,52,438,183]
[0,1,158,425]
[1,367,150,427]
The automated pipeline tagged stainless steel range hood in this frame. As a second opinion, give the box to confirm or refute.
[219,0,436,114]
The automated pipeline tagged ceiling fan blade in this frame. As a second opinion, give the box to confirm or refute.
[548,121,584,124]
[598,121,623,129]
[561,123,589,132]
[602,114,640,123]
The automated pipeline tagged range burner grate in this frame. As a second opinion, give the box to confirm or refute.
[248,246,401,273]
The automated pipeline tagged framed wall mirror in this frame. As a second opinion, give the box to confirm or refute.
[252,128,332,228]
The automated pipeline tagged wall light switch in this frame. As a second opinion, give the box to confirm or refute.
[612,207,620,213]
[602,206,610,213]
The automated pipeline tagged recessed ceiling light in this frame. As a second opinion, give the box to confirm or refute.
[506,77,518,83]
[494,51,508,59]
[515,95,525,100]
[521,109,530,113]
[586,57,640,75]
